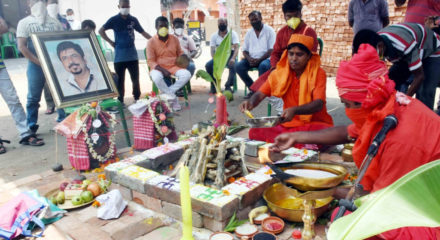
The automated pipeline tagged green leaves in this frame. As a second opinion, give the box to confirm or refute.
[195,70,215,83]
[327,160,440,240]
[224,212,247,232]
[213,31,232,93]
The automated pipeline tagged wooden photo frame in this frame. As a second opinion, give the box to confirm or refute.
[31,30,118,108]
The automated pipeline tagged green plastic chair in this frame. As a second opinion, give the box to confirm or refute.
[96,35,114,61]
[143,48,190,107]
[64,98,131,147]
[1,32,19,59]
[318,37,324,57]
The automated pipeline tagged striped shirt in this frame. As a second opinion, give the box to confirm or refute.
[378,23,440,71]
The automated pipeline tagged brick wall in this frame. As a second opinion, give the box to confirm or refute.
[239,0,407,76]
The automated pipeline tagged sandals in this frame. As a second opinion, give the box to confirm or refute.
[19,135,44,146]
[45,106,55,115]
[0,138,10,154]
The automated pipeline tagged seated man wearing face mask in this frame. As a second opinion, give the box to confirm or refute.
[147,16,191,111]
[172,18,197,78]
[250,0,318,114]
[99,0,151,104]
[236,10,276,99]
[205,18,239,94]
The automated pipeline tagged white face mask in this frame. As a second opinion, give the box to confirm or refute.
[31,1,47,25]
[120,8,130,16]
[46,3,59,19]
[66,15,74,21]
[174,28,184,36]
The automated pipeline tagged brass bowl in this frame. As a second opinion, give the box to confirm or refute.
[280,163,347,191]
[263,183,333,222]
[341,149,353,162]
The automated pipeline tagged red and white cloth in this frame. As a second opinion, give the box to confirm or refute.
[132,100,173,151]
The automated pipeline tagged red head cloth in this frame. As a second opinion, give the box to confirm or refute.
[336,44,395,109]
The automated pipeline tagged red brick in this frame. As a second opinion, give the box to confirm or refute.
[133,190,162,213]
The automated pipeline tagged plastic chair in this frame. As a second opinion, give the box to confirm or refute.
[96,35,114,61]
[1,32,19,59]
[143,48,190,107]
[318,37,324,57]
[64,98,131,147]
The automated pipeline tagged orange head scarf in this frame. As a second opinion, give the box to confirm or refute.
[268,34,321,122]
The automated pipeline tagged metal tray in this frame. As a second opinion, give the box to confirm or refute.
[246,116,282,128]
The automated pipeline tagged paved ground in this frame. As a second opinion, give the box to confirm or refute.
[0,44,352,182]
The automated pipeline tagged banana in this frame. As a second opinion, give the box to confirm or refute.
[244,110,254,119]
[248,206,268,224]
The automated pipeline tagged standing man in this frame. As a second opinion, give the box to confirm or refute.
[99,0,151,104]
[395,0,440,26]
[44,0,70,116]
[17,0,63,136]
[0,15,44,153]
[172,18,197,78]
[236,11,275,99]
[250,0,319,114]
[147,16,191,111]
[348,0,389,34]
[65,8,81,30]
[205,18,239,94]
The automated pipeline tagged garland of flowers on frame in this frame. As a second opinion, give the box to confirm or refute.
[77,102,117,163]
[146,97,174,145]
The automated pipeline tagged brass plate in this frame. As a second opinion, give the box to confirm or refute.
[45,188,93,210]
[280,163,347,191]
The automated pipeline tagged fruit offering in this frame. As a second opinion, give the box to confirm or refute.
[48,178,111,209]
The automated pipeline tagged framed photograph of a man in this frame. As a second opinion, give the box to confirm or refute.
[31,31,118,108]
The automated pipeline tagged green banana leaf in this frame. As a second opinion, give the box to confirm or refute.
[327,160,440,240]
[196,69,215,83]
[213,31,232,93]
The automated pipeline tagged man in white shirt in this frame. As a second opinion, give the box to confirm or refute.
[66,8,81,30]
[56,41,107,96]
[173,18,197,77]
[236,11,275,99]
[205,18,239,94]
[17,0,63,135]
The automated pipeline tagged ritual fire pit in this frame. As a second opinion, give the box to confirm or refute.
[174,125,249,189]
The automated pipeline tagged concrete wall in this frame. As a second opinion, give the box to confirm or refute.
[58,0,161,50]
[239,0,407,76]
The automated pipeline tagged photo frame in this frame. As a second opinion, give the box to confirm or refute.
[31,30,118,108]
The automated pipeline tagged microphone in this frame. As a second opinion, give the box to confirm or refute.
[367,115,398,156]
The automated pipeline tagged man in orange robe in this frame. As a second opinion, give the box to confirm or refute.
[271,44,440,239]
[239,34,333,146]
[250,0,318,92]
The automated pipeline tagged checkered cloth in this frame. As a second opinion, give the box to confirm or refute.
[66,132,90,170]
[133,100,173,150]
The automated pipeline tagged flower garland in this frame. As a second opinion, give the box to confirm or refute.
[147,98,174,138]
[77,102,117,163]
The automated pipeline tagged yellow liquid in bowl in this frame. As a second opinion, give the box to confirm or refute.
[276,197,328,210]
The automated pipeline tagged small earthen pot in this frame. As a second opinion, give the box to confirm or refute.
[253,232,278,240]
[209,231,234,240]
[235,223,259,239]
[261,217,285,235]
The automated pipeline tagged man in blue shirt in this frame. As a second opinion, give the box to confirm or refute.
[99,0,151,104]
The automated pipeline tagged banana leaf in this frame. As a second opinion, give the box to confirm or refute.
[195,69,215,83]
[327,160,440,240]
[213,31,232,93]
